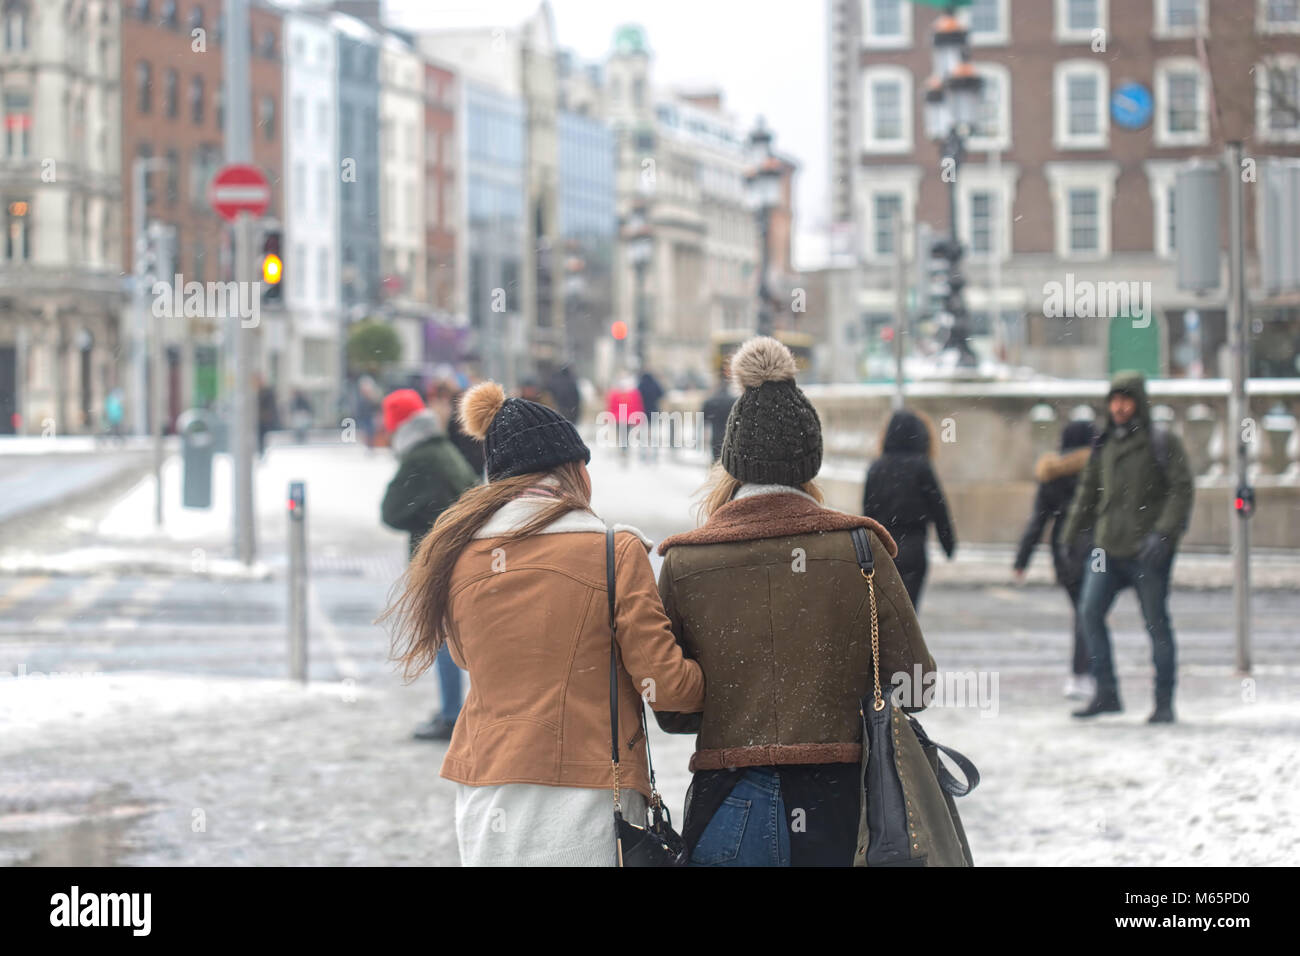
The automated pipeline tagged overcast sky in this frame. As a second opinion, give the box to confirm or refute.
[384,0,829,267]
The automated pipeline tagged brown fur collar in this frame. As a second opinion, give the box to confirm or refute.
[1035,446,1091,483]
[657,492,898,558]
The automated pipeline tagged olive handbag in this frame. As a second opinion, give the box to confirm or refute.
[848,526,979,867]
[605,527,688,867]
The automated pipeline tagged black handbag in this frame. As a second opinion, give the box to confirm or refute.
[849,526,979,867]
[605,527,688,867]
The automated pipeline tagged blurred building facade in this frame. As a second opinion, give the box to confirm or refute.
[835,0,1300,381]
[0,0,124,435]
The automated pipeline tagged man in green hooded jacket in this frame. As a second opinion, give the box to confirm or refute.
[1060,371,1194,723]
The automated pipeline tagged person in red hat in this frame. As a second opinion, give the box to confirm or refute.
[380,388,481,740]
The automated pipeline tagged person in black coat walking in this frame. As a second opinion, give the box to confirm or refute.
[1013,419,1098,699]
[701,371,735,463]
[862,409,956,612]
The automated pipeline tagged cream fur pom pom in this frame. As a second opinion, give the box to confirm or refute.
[731,336,797,389]
[458,381,506,440]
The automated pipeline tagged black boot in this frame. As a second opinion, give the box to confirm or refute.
[1072,689,1123,718]
[413,715,456,741]
[1148,689,1175,724]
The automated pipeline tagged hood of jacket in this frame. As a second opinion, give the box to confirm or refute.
[1035,446,1092,483]
[881,410,931,456]
[391,408,443,459]
[1106,370,1152,433]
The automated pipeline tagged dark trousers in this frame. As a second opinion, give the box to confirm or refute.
[1078,551,1177,703]
[1063,577,1088,676]
[894,533,928,613]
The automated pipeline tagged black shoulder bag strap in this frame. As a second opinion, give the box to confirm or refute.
[607,527,660,813]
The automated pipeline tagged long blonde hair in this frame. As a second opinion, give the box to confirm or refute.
[694,461,824,523]
[379,460,592,682]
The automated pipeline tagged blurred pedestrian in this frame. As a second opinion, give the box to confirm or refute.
[1060,371,1194,723]
[655,337,937,866]
[637,368,665,461]
[428,378,485,477]
[290,390,313,444]
[380,388,481,741]
[861,409,956,612]
[547,365,582,423]
[700,370,735,463]
[356,375,381,449]
[1013,420,1098,700]
[104,387,125,443]
[605,373,644,466]
[256,380,279,459]
[379,381,704,865]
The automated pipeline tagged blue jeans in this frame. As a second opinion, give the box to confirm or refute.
[689,769,791,867]
[436,643,464,722]
[1078,550,1177,702]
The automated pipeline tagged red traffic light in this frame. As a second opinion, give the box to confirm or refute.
[611,320,628,341]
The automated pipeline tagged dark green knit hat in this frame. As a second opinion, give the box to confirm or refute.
[720,337,823,486]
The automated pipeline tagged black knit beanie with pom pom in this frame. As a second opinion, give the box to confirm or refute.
[720,337,823,486]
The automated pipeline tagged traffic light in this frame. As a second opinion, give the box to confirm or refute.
[260,229,283,304]
[925,237,959,316]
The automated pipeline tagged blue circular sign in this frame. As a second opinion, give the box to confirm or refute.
[1111,82,1153,130]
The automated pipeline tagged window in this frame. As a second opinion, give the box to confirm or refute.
[259,30,276,59]
[1145,160,1180,259]
[1260,0,1300,33]
[1155,0,1203,37]
[4,1,27,51]
[135,0,151,20]
[293,162,305,211]
[1258,55,1300,141]
[1155,58,1208,146]
[318,166,328,214]
[970,191,995,254]
[259,96,275,141]
[293,95,304,134]
[958,165,1018,261]
[873,193,903,255]
[190,75,204,124]
[137,61,152,113]
[863,0,911,48]
[137,143,155,207]
[294,243,306,298]
[165,148,179,204]
[161,0,177,28]
[969,64,1011,151]
[1055,0,1107,42]
[164,69,178,118]
[1054,60,1108,149]
[1045,161,1119,259]
[188,6,202,31]
[317,102,329,139]
[863,67,913,152]
[6,198,29,261]
[4,90,31,158]
[318,247,329,299]
[965,0,1009,45]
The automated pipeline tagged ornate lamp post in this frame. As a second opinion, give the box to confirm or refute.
[745,118,783,338]
[624,200,654,370]
[923,8,984,368]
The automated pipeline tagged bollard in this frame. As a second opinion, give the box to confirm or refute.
[287,480,308,683]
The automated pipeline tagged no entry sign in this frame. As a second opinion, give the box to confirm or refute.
[209,164,270,222]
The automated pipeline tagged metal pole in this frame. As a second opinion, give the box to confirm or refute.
[634,259,646,369]
[225,0,256,565]
[757,205,773,338]
[892,212,906,410]
[288,481,308,683]
[131,160,148,436]
[150,223,166,527]
[1225,140,1251,674]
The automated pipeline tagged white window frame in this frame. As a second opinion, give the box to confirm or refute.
[1045,161,1120,261]
[1154,57,1210,147]
[1055,0,1108,43]
[961,0,1010,46]
[957,163,1018,263]
[862,0,913,50]
[1053,60,1109,150]
[859,165,921,265]
[1258,0,1300,35]
[862,65,913,154]
[968,63,1012,153]
[1144,160,1181,260]
[1256,54,1300,143]
[1153,0,1206,39]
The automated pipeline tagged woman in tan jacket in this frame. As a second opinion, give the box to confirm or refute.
[381,381,704,866]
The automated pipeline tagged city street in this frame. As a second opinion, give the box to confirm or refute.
[1,440,1297,866]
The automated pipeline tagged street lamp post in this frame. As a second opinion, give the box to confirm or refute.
[745,118,783,339]
[923,8,985,369]
[625,201,653,370]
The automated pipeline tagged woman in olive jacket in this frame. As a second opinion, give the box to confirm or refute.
[655,338,936,867]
